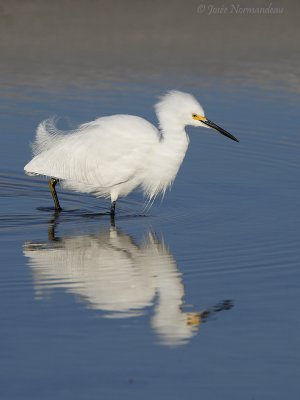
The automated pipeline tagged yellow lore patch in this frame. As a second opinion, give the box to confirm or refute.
[192,114,207,121]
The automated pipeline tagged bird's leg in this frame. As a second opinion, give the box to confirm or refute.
[110,201,116,216]
[110,201,116,225]
[49,178,62,211]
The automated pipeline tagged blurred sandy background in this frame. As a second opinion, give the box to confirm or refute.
[0,0,299,90]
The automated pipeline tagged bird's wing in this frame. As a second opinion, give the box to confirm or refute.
[25,115,160,191]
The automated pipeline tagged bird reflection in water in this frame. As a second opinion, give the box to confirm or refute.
[23,216,233,347]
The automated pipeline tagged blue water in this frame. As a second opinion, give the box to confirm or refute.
[1,80,300,400]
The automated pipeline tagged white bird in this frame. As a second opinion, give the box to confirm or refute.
[24,90,238,216]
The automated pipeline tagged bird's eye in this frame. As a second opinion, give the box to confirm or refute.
[192,114,197,118]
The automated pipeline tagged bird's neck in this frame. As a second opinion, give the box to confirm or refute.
[157,122,190,182]
[159,120,189,154]
[141,120,189,199]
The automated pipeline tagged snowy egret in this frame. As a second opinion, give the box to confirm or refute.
[24,90,238,215]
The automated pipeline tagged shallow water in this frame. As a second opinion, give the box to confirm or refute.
[1,2,300,394]
[1,78,300,399]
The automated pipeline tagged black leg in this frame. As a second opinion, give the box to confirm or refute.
[110,201,116,216]
[110,201,116,225]
[49,178,62,211]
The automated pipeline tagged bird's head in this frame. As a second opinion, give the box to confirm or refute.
[155,90,239,143]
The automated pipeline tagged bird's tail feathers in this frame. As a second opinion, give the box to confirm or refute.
[32,117,63,156]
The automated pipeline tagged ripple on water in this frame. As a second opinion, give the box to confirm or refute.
[0,170,151,233]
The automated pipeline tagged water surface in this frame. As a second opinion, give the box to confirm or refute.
[1,81,299,400]
[1,1,300,398]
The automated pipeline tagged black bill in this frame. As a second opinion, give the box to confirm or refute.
[202,119,239,143]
